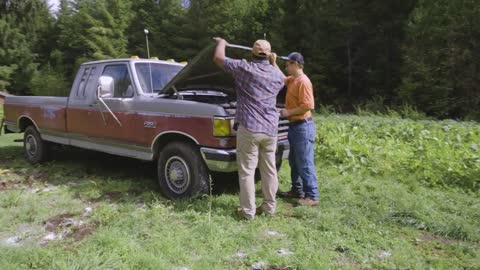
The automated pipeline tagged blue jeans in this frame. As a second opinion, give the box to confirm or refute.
[288,118,319,200]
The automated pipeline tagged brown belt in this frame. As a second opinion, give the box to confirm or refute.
[289,117,313,127]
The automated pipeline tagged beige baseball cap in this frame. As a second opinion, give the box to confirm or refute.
[252,40,271,57]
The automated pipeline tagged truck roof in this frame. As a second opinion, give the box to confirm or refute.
[81,58,186,67]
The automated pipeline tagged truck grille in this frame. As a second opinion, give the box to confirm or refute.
[222,102,289,141]
[278,118,289,141]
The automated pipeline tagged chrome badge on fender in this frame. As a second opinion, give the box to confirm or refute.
[144,121,157,128]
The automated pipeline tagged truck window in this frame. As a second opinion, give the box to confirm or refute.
[135,63,183,93]
[77,67,90,97]
[102,64,134,98]
[82,66,96,97]
[76,66,97,98]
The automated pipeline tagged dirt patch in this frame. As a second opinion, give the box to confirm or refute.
[41,213,97,245]
[407,232,453,258]
[91,191,123,203]
[43,213,76,232]
[0,169,45,192]
[1,182,32,192]
[29,171,50,181]
[419,232,460,245]
[335,245,350,253]
[67,223,96,242]
[0,181,13,192]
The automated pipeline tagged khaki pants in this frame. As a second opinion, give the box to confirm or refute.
[237,125,278,219]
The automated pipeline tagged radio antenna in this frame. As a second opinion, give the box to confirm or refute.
[144,29,154,93]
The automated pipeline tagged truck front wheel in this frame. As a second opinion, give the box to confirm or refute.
[157,141,209,199]
[24,126,49,164]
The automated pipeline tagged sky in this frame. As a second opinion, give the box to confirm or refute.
[47,0,60,13]
[46,0,191,14]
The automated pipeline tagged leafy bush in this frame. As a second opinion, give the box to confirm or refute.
[314,114,480,190]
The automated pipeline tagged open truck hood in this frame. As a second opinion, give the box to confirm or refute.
[160,44,251,97]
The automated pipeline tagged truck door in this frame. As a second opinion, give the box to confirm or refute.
[67,63,137,147]
[66,65,101,140]
[91,63,138,144]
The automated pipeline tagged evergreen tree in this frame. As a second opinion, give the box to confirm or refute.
[56,0,133,77]
[400,0,480,120]
[0,0,53,94]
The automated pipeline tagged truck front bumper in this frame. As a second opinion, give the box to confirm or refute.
[200,140,290,173]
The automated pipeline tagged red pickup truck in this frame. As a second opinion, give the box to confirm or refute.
[2,45,289,199]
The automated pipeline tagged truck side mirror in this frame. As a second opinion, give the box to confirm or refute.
[98,76,114,98]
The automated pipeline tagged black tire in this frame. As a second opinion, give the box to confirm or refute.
[210,171,240,194]
[23,125,49,164]
[157,141,209,199]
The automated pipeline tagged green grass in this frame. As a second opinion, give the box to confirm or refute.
[0,105,4,123]
[0,107,479,269]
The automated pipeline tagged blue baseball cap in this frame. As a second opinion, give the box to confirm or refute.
[281,52,304,65]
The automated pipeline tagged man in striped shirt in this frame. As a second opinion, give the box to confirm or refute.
[213,37,285,220]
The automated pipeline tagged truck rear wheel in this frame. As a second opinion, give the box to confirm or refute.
[157,141,209,199]
[24,125,49,164]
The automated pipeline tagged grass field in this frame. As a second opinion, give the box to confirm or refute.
[0,106,479,270]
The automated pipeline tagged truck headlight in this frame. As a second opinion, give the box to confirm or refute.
[213,117,233,137]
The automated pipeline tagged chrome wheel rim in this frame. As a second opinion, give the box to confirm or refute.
[25,134,38,158]
[164,156,190,194]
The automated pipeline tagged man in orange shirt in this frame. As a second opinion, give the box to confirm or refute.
[270,52,319,206]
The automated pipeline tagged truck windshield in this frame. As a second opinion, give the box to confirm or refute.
[135,63,184,94]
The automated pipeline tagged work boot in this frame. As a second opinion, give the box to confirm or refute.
[296,198,319,207]
[277,190,304,199]
[256,206,274,217]
[235,208,254,221]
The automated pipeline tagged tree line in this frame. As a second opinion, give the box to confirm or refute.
[1,0,479,120]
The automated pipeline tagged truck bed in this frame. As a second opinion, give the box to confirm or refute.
[4,96,68,135]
